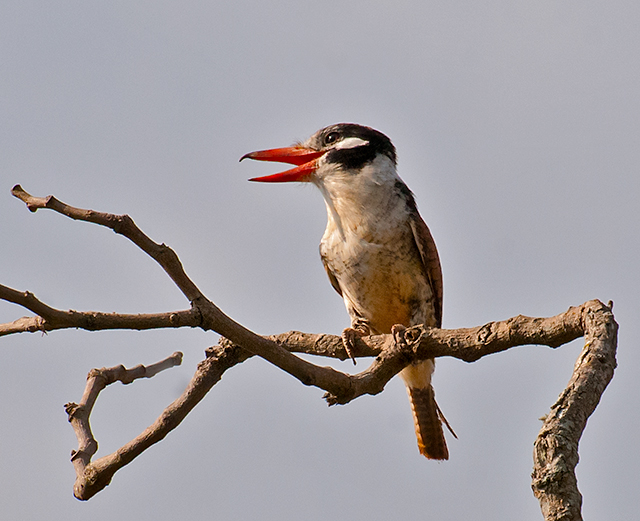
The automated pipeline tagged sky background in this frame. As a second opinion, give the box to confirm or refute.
[1,2,638,519]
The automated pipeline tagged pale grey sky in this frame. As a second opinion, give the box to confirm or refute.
[1,2,638,519]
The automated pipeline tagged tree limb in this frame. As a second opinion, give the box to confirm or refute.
[7,186,356,400]
[11,184,203,302]
[4,186,618,520]
[0,284,201,336]
[65,351,184,500]
[531,301,617,521]
[64,299,616,511]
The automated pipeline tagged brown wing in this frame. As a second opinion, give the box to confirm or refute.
[408,211,443,328]
[320,248,343,297]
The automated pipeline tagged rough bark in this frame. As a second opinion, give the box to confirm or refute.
[531,301,617,520]
[2,186,618,518]
[65,352,183,499]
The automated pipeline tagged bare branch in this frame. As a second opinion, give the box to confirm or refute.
[67,300,616,511]
[0,315,48,336]
[7,186,353,400]
[219,301,596,406]
[68,346,243,500]
[531,301,617,521]
[7,187,618,518]
[0,284,201,337]
[66,351,184,500]
[11,185,203,302]
[266,303,587,363]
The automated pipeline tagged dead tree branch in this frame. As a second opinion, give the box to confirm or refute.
[0,283,200,336]
[531,301,617,521]
[11,184,203,302]
[3,186,618,520]
[65,342,251,500]
[65,352,183,499]
[8,185,356,402]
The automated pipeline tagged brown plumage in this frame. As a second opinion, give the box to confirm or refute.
[407,387,448,459]
[242,123,453,459]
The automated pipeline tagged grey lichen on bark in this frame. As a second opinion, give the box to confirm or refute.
[531,301,617,521]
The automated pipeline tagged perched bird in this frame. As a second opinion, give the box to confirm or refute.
[241,123,452,459]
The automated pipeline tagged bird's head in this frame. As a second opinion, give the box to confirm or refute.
[240,123,397,185]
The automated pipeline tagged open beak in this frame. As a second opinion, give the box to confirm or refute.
[240,146,324,183]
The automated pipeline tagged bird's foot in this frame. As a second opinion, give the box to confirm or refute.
[341,326,369,365]
[391,324,407,346]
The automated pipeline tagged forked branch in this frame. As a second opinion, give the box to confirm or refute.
[65,352,183,499]
[7,185,356,400]
[3,186,618,520]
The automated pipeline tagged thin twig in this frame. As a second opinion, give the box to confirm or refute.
[65,352,183,500]
[0,284,201,337]
[11,185,203,302]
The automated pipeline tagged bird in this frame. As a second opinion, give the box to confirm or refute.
[240,123,452,459]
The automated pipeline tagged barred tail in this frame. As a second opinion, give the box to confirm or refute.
[406,385,449,460]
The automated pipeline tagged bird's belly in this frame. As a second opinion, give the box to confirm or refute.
[323,238,434,334]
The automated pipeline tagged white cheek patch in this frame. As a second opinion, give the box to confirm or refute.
[334,137,369,150]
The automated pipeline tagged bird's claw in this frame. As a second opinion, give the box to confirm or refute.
[323,392,339,406]
[391,324,407,346]
[342,327,362,365]
[341,327,362,365]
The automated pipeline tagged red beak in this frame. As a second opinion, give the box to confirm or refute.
[240,146,324,183]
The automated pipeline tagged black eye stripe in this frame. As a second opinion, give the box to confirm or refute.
[325,144,377,169]
[314,124,397,166]
[318,123,396,165]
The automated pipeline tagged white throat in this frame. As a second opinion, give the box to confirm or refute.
[313,154,405,242]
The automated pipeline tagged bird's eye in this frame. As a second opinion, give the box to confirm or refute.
[324,132,340,145]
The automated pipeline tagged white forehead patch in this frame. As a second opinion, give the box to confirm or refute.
[334,137,369,150]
